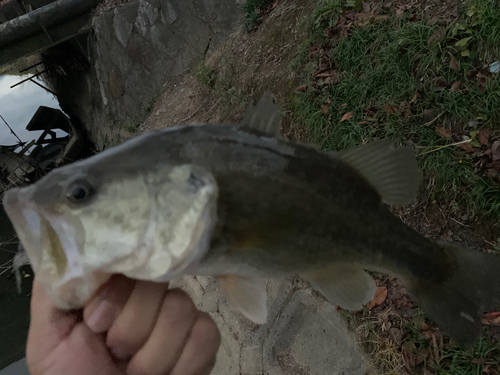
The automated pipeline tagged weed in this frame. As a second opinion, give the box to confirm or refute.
[125,122,141,133]
[243,0,274,33]
[430,335,500,375]
[141,97,156,115]
[195,62,217,88]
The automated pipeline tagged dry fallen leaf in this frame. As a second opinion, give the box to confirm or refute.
[491,141,500,161]
[459,142,476,153]
[410,91,419,104]
[478,130,489,145]
[472,358,487,365]
[450,81,461,92]
[389,327,403,345]
[339,103,347,109]
[384,102,398,116]
[368,286,388,310]
[435,126,452,138]
[296,84,308,92]
[321,104,329,114]
[422,109,434,124]
[340,112,354,122]
[399,101,412,118]
[449,54,460,73]
[428,28,447,46]
[487,168,499,178]
[316,69,337,78]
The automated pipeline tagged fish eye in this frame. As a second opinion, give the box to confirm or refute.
[66,182,94,204]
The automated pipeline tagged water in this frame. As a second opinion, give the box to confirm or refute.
[0,74,54,370]
[0,75,62,147]
[0,203,32,371]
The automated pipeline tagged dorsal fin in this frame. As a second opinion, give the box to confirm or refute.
[339,139,419,206]
[240,94,282,137]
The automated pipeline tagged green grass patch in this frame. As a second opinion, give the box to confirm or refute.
[290,0,500,217]
[243,0,274,33]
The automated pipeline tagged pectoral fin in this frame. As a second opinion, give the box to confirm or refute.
[217,275,268,324]
[302,264,376,310]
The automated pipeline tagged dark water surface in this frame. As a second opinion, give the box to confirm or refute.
[0,202,33,371]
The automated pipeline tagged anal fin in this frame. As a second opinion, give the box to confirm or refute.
[302,264,376,310]
[217,275,268,324]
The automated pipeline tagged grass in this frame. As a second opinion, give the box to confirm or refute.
[290,1,500,373]
[290,0,500,218]
[340,307,500,375]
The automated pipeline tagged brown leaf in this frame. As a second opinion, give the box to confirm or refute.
[449,54,460,73]
[389,327,403,345]
[487,168,499,178]
[491,141,500,161]
[433,76,449,90]
[410,91,419,104]
[478,130,489,145]
[490,161,500,171]
[422,109,434,124]
[421,322,432,331]
[373,15,390,23]
[271,0,279,10]
[384,102,398,116]
[484,312,500,320]
[340,112,354,122]
[399,101,412,118]
[435,126,452,138]
[450,81,461,92]
[459,142,476,153]
[472,358,487,365]
[358,121,371,125]
[368,286,388,310]
[321,104,329,114]
[339,103,347,109]
[428,28,447,46]
[403,350,416,368]
[296,84,308,92]
[316,69,338,78]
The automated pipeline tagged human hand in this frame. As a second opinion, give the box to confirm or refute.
[26,276,221,375]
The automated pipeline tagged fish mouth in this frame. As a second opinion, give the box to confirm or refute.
[3,187,110,310]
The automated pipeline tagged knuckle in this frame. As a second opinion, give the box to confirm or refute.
[194,312,221,347]
[107,323,138,358]
[164,289,197,317]
[127,360,155,375]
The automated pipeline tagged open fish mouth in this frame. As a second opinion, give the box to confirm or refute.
[3,187,110,310]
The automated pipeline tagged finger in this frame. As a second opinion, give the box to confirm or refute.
[127,289,199,375]
[83,275,135,333]
[27,280,79,361]
[106,281,170,360]
[171,312,221,375]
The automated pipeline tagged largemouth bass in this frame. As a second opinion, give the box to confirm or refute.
[3,96,499,344]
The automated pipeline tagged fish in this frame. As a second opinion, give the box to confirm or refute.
[3,95,500,345]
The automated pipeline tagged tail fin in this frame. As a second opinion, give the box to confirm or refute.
[410,241,500,345]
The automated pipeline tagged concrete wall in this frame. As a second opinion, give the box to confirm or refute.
[46,0,245,150]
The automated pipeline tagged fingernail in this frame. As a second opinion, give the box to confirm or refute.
[86,300,118,333]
